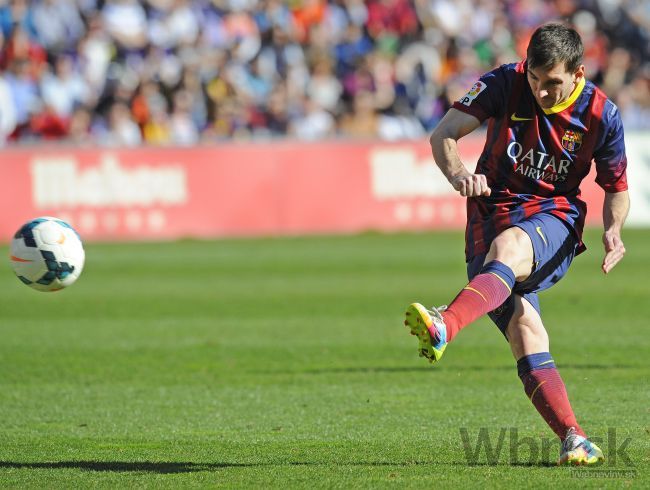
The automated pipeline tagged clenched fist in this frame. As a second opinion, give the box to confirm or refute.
[451,173,492,197]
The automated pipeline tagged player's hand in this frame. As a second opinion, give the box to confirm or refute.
[601,231,626,274]
[451,173,491,197]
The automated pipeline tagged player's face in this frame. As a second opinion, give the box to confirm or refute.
[527,62,585,109]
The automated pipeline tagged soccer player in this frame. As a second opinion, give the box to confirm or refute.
[404,23,629,466]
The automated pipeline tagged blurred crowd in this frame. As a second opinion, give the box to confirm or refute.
[0,0,648,146]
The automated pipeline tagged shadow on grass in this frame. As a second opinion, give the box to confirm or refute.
[262,363,640,376]
[0,460,559,473]
[0,461,249,473]
[258,366,510,375]
[461,461,558,468]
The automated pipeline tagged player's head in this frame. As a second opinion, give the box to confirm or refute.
[526,24,585,109]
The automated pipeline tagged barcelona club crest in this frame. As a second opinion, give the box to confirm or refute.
[561,129,583,152]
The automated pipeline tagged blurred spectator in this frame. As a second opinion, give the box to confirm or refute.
[169,89,200,145]
[617,69,650,130]
[307,55,342,113]
[29,104,68,140]
[5,59,40,131]
[32,0,85,54]
[104,101,142,146]
[365,0,418,41]
[264,84,291,136]
[142,104,171,144]
[0,0,37,41]
[378,100,425,141]
[67,106,93,145]
[77,14,112,98]
[339,89,379,138]
[102,0,148,51]
[1,25,46,73]
[0,70,15,143]
[40,55,90,118]
[0,0,646,146]
[289,96,336,140]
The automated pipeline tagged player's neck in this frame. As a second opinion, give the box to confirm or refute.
[542,77,586,115]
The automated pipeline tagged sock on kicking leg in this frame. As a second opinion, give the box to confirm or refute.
[439,260,515,342]
[517,352,586,440]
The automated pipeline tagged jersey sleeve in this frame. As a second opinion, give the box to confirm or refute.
[451,64,513,122]
[593,101,628,192]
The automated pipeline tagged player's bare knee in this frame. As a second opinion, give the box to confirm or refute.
[507,317,549,358]
[486,228,534,280]
[509,319,542,339]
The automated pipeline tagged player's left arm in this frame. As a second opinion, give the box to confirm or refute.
[593,100,629,275]
[602,190,629,274]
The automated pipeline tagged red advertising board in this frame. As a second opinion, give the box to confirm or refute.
[0,138,606,242]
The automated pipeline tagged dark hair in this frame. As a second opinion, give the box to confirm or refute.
[527,24,584,73]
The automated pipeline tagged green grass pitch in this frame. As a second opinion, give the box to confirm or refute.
[0,229,647,488]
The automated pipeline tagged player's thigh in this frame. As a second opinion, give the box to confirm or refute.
[484,227,535,281]
[505,294,549,360]
[514,214,579,294]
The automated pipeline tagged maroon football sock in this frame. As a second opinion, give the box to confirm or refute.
[518,353,586,440]
[440,260,515,342]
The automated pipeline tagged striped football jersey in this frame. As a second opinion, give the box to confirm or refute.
[452,60,628,260]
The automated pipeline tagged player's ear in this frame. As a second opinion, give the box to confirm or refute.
[574,64,585,81]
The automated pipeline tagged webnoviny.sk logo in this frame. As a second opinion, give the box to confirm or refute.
[459,427,634,469]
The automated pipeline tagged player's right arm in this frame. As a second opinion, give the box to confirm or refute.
[429,108,491,197]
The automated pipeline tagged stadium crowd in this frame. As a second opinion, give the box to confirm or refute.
[0,0,647,145]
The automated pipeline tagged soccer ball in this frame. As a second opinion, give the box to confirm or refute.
[10,217,85,292]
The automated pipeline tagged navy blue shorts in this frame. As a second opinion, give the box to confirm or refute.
[466,213,579,338]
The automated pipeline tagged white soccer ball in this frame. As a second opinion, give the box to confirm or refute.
[10,217,85,292]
